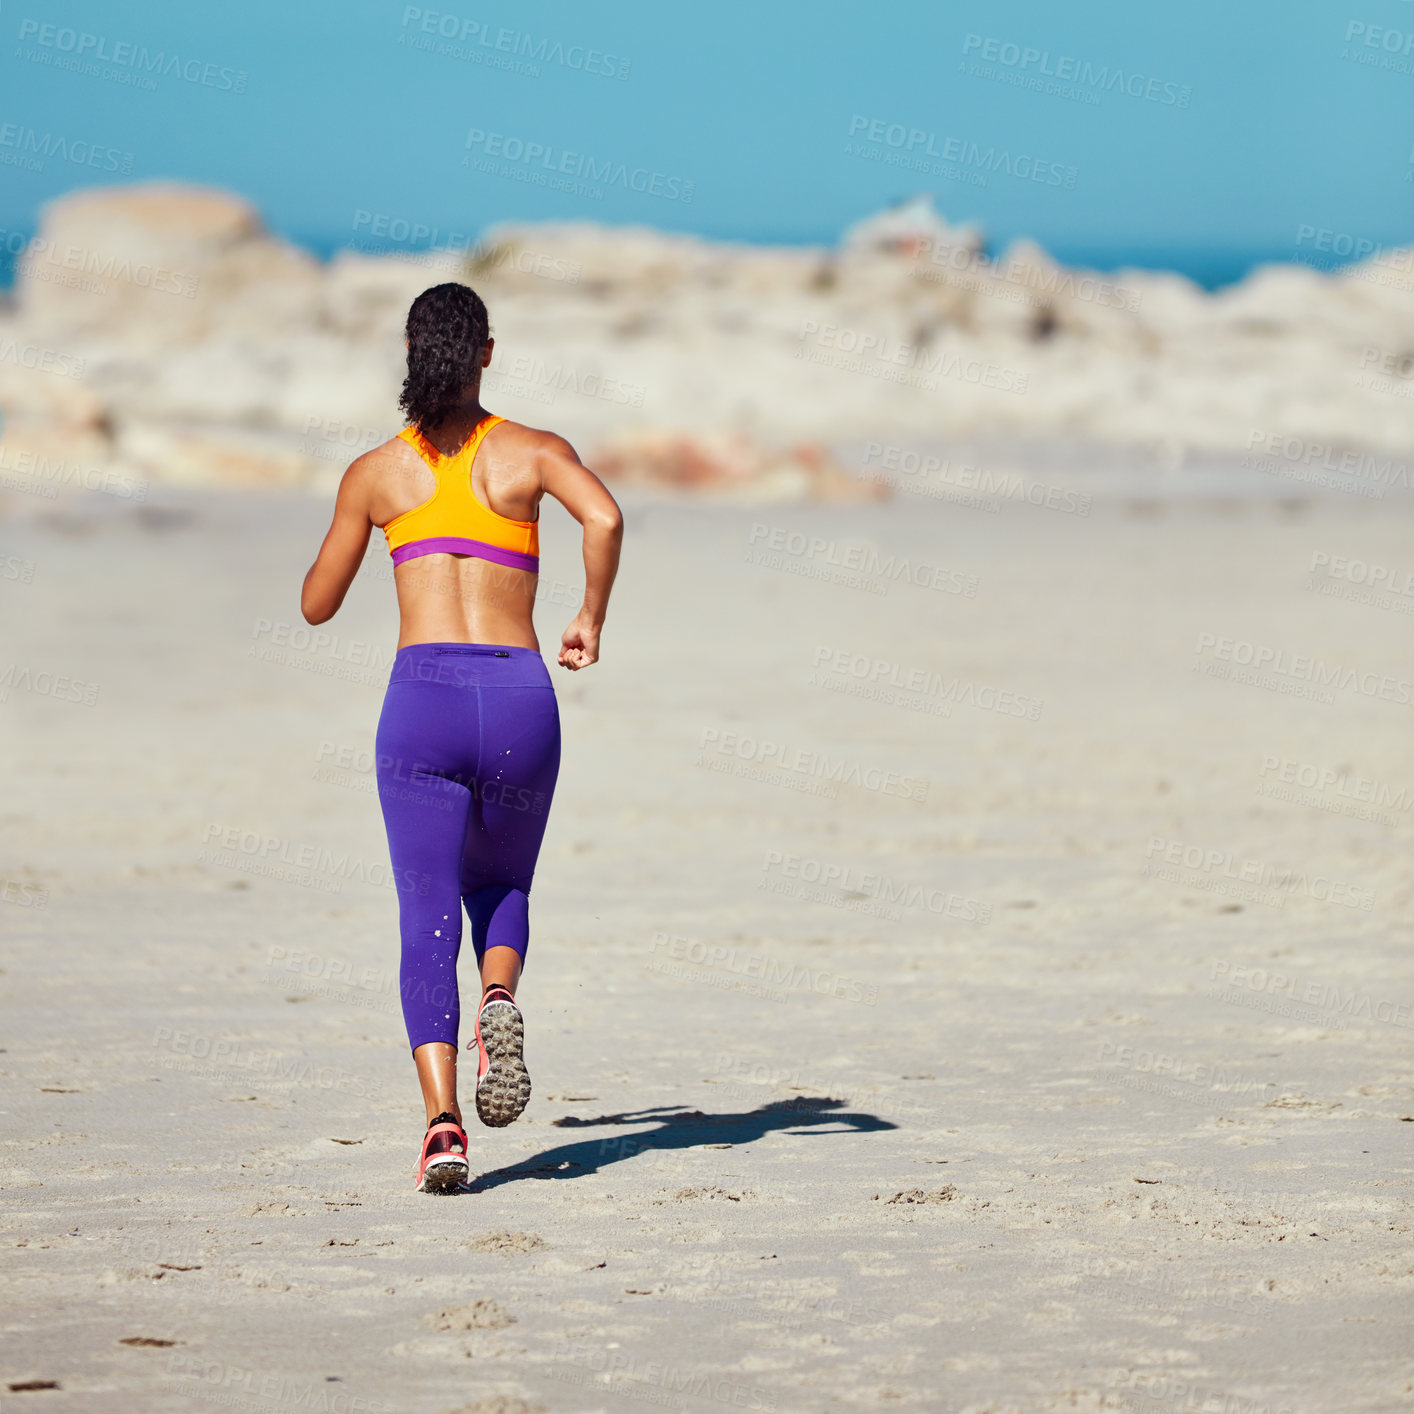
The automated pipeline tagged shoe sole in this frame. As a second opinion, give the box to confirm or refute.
[475,1000,531,1128]
[417,1156,469,1195]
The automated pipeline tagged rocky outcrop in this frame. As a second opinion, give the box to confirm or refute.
[17,184,322,343]
[0,183,1409,497]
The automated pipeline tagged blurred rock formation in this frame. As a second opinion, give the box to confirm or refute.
[1,183,1409,498]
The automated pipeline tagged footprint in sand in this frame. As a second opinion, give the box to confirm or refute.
[461,1230,547,1255]
[671,1185,756,1201]
[877,1186,958,1204]
[424,1299,515,1331]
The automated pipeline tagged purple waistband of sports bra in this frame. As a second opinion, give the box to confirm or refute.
[390,537,538,572]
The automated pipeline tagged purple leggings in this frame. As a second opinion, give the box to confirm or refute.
[375,643,560,1051]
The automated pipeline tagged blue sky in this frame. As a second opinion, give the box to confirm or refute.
[2,0,1409,285]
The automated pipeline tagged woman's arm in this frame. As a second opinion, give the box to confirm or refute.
[301,457,375,625]
[538,435,623,670]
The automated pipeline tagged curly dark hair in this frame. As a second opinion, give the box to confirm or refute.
[399,283,491,432]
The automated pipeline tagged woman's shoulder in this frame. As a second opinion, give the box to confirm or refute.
[341,434,435,525]
[486,419,581,468]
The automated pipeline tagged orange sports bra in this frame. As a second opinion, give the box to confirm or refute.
[383,414,539,573]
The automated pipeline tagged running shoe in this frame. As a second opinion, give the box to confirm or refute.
[415,1111,469,1194]
[471,984,531,1127]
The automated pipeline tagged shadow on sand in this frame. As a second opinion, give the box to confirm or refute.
[465,1097,897,1194]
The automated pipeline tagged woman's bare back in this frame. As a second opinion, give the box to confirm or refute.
[304,401,620,670]
[365,416,550,650]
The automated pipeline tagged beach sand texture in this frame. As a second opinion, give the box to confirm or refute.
[2,455,1412,1412]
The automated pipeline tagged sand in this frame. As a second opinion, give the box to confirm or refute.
[2,444,1412,1413]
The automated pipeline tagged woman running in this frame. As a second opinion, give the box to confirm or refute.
[300,282,623,1193]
